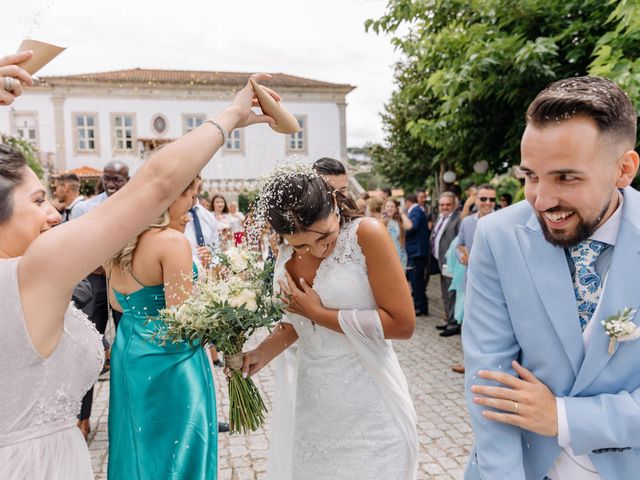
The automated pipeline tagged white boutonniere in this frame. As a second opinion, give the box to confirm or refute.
[601,307,640,355]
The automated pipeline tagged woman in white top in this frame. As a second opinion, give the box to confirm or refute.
[0,66,277,479]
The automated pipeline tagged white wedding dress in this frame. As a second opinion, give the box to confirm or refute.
[267,218,418,480]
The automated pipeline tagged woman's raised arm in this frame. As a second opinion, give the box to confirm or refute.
[18,74,276,355]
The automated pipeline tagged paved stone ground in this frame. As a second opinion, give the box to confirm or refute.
[90,277,472,479]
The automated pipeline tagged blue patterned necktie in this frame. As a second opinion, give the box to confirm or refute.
[568,240,609,331]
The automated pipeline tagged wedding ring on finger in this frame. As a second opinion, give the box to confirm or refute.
[512,401,519,414]
[3,77,15,94]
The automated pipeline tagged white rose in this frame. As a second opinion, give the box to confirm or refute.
[229,255,249,273]
[229,288,258,312]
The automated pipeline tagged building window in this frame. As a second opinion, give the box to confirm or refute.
[287,116,307,154]
[73,113,99,153]
[112,113,136,152]
[183,114,206,134]
[152,114,168,135]
[225,129,243,152]
[13,112,38,147]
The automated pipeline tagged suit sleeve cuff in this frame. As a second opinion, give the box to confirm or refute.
[556,397,571,448]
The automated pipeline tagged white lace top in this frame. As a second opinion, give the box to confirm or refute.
[0,258,103,447]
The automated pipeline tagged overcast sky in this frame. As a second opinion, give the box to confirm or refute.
[2,0,403,147]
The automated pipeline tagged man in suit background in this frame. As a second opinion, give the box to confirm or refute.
[52,173,84,222]
[405,193,430,316]
[463,76,640,479]
[430,192,461,332]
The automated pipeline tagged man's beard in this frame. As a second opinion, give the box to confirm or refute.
[537,199,612,248]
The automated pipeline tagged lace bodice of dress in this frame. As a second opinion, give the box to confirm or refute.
[274,218,376,351]
[0,258,104,446]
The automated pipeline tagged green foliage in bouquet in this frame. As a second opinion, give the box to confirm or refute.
[152,247,283,434]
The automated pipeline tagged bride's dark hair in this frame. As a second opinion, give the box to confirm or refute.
[266,173,360,236]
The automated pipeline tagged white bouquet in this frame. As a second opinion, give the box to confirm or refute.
[153,246,282,433]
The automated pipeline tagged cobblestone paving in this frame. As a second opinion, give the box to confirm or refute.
[90,278,472,479]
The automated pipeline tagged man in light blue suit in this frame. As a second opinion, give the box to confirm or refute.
[463,76,640,480]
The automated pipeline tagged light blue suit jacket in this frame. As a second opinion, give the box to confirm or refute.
[463,186,640,480]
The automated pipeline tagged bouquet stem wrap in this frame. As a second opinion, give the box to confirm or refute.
[225,351,267,434]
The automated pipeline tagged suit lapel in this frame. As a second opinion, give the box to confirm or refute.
[516,218,584,377]
[571,189,640,394]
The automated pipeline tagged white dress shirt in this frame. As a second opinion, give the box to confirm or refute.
[432,214,451,259]
[184,203,219,270]
[548,193,624,480]
[68,192,108,219]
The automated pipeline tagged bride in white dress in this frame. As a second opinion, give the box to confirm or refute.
[243,165,418,480]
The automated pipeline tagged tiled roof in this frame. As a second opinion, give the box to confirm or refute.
[68,165,102,177]
[40,68,354,91]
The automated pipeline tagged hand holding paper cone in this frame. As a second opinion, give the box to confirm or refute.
[249,78,300,134]
[16,39,65,75]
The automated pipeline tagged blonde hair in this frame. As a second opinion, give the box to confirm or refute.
[106,177,198,275]
[366,196,384,214]
[105,211,170,275]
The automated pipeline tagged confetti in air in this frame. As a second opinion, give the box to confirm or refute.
[244,159,320,247]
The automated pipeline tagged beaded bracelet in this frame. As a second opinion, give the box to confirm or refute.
[205,119,229,145]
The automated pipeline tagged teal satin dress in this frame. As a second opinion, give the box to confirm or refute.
[108,273,217,479]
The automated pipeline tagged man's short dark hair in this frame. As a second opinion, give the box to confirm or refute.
[526,76,637,148]
[313,157,346,176]
[382,188,392,196]
[406,194,418,203]
[477,183,495,192]
[56,173,80,184]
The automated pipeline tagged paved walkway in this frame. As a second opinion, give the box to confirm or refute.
[90,278,472,479]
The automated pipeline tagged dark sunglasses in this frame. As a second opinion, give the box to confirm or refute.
[479,197,496,202]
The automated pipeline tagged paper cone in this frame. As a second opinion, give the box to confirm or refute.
[249,78,301,134]
[16,39,65,75]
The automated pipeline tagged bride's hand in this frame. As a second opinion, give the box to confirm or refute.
[241,348,268,378]
[228,73,279,129]
[279,272,323,320]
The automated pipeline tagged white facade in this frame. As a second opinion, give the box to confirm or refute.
[0,70,354,193]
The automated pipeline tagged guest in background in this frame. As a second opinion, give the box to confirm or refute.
[430,192,462,337]
[210,193,234,250]
[382,188,392,202]
[70,161,130,439]
[383,198,412,271]
[366,196,384,220]
[313,157,348,195]
[198,193,211,210]
[53,173,84,223]
[185,175,219,272]
[416,189,434,229]
[228,200,245,234]
[460,185,478,219]
[444,182,498,374]
[499,192,513,209]
[355,197,367,215]
[405,194,430,316]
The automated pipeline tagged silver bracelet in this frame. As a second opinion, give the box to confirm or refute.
[205,118,229,145]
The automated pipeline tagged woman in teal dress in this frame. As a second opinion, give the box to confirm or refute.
[106,179,218,480]
[383,198,413,271]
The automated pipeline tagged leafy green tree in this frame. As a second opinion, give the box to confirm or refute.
[1,134,44,179]
[367,0,640,188]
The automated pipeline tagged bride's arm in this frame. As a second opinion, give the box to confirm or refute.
[242,322,298,377]
[281,218,415,339]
